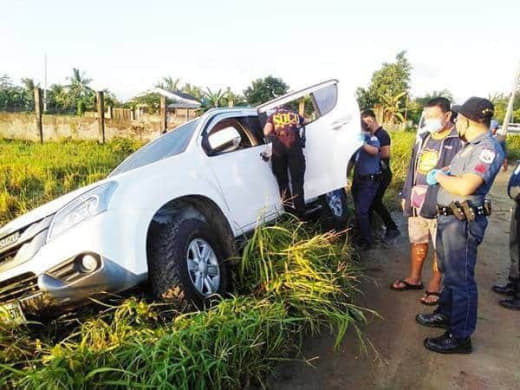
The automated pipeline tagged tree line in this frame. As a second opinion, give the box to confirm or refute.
[1,53,518,124]
[356,51,520,124]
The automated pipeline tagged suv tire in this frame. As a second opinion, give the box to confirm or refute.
[148,217,230,307]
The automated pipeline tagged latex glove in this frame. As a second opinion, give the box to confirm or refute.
[426,169,441,186]
[356,133,366,144]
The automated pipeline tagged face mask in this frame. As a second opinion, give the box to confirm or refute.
[456,119,468,142]
[423,118,443,133]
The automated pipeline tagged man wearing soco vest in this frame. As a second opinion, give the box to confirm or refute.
[264,107,306,218]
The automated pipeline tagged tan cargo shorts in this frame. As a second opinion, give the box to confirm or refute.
[408,216,437,247]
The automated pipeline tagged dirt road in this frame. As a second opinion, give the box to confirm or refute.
[271,171,519,390]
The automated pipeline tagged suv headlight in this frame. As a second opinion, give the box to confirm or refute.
[47,182,118,242]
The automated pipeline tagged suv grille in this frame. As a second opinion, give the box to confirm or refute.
[0,272,40,304]
[0,216,52,271]
[0,234,25,267]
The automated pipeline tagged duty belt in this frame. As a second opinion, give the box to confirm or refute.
[357,173,381,181]
[437,200,491,221]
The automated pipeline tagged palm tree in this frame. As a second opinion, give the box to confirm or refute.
[202,88,225,109]
[67,68,92,96]
[20,78,39,92]
[156,76,181,91]
[182,83,203,100]
[381,91,406,123]
[65,68,94,114]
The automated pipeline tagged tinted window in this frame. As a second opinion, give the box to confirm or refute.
[264,83,338,126]
[110,119,200,176]
[312,84,337,117]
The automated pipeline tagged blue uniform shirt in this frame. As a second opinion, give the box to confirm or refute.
[355,134,381,176]
[437,132,505,206]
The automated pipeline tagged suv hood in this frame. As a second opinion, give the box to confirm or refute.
[0,181,103,239]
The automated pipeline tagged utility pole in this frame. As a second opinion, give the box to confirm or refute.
[500,59,520,136]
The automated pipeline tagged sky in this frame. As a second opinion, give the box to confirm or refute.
[1,0,519,103]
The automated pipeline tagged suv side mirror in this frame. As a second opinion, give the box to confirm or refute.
[208,126,241,154]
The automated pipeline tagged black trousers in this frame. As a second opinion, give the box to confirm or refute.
[271,143,306,216]
[370,168,397,231]
[509,201,520,291]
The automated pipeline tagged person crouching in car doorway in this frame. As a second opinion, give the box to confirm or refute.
[263,106,306,218]
[392,98,463,306]
[351,122,382,250]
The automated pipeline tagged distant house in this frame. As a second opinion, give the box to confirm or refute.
[135,88,201,122]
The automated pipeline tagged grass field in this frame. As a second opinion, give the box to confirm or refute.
[0,131,516,389]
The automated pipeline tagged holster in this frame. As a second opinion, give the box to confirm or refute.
[461,201,476,222]
[449,201,467,221]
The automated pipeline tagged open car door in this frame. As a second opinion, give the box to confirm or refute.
[257,79,363,200]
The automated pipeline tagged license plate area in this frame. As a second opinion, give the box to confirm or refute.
[0,301,27,325]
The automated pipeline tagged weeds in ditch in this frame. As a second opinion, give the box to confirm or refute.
[0,217,368,389]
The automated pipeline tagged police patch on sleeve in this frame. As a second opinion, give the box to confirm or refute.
[479,149,496,164]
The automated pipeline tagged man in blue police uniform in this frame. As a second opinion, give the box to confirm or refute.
[352,123,381,250]
[361,110,401,240]
[492,161,520,310]
[416,97,505,354]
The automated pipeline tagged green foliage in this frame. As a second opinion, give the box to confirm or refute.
[0,214,367,389]
[0,139,142,226]
[0,139,369,389]
[489,89,520,123]
[201,87,227,110]
[243,76,289,107]
[356,51,412,122]
[129,92,163,113]
[155,76,181,91]
[407,89,454,124]
[506,134,520,162]
[0,75,33,112]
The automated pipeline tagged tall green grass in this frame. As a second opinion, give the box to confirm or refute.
[0,217,367,389]
[0,138,141,225]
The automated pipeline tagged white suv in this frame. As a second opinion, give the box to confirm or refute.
[0,80,362,322]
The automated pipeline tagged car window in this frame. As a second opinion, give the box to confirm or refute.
[109,119,200,176]
[263,83,338,126]
[312,84,337,117]
[205,117,260,155]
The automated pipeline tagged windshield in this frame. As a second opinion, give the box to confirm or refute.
[110,119,200,177]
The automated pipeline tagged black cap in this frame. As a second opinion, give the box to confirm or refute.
[451,97,494,124]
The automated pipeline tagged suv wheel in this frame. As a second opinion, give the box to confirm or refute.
[148,217,230,306]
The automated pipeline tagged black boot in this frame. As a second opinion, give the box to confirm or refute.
[500,281,520,310]
[424,332,472,354]
[415,313,449,329]
[492,278,517,296]
[500,296,520,310]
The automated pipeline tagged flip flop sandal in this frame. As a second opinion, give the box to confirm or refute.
[390,279,424,291]
[420,291,440,306]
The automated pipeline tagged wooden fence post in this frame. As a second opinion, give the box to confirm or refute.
[160,96,167,134]
[96,91,105,144]
[34,87,43,143]
[298,99,305,116]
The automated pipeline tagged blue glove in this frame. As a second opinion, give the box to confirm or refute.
[426,169,440,186]
[356,133,367,144]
